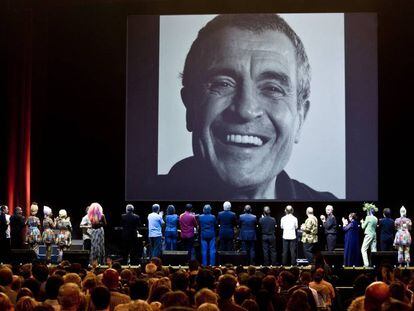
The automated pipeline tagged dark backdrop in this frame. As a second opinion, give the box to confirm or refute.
[2,0,414,250]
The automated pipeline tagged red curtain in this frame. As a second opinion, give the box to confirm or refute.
[7,9,33,216]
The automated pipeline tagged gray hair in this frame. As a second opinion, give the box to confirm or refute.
[126,204,134,213]
[152,204,160,213]
[306,207,314,215]
[223,201,231,211]
[203,204,212,214]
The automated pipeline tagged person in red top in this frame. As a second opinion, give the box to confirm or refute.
[179,203,198,263]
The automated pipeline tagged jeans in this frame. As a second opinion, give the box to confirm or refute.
[83,239,91,251]
[282,239,297,266]
[241,240,255,265]
[201,237,216,266]
[303,243,315,264]
[165,231,177,251]
[150,236,162,259]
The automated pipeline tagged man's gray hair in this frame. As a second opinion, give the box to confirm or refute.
[126,204,134,213]
[285,205,294,214]
[223,201,231,211]
[182,14,311,107]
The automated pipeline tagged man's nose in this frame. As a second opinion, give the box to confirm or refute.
[229,84,263,122]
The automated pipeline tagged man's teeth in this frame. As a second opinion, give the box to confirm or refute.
[226,134,263,146]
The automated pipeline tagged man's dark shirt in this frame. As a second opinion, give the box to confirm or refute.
[121,212,141,241]
[140,156,338,200]
[323,215,338,235]
[259,215,276,237]
[218,210,237,239]
[379,217,395,241]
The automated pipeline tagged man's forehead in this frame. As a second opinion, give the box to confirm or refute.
[201,27,295,57]
[196,27,297,74]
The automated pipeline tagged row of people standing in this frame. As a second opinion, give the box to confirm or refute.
[147,202,326,267]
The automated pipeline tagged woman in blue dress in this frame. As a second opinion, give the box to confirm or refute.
[343,213,362,266]
[164,205,179,250]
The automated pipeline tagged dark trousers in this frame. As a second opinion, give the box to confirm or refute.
[282,239,297,266]
[122,238,140,264]
[83,239,91,251]
[326,234,337,251]
[381,237,394,251]
[149,237,162,259]
[262,235,277,265]
[220,238,234,251]
[181,237,195,262]
[0,238,10,262]
[303,243,315,263]
[241,240,256,265]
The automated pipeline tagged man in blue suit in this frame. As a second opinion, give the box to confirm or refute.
[218,201,237,251]
[198,204,217,266]
[239,205,257,265]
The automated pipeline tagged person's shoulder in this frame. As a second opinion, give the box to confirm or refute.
[277,170,338,200]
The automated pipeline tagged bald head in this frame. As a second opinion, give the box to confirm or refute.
[263,206,270,215]
[285,205,293,214]
[364,281,390,311]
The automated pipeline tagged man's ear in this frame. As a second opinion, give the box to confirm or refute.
[294,99,310,143]
[181,87,194,132]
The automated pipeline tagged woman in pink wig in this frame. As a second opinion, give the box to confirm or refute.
[88,202,107,265]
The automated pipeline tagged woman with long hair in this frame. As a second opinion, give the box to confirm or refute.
[88,202,107,265]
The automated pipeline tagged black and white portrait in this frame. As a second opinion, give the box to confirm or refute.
[126,13,377,201]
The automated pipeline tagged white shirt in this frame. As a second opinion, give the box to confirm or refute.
[148,212,164,238]
[280,214,298,240]
[5,214,10,239]
[80,214,92,241]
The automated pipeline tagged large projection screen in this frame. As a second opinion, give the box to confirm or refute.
[125,13,378,201]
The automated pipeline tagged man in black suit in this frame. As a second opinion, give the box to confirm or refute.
[121,204,141,264]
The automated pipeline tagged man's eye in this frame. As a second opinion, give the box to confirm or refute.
[206,80,235,94]
[261,84,285,95]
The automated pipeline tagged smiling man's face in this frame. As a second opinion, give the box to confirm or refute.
[182,27,309,198]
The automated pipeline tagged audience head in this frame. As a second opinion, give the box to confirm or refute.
[364,281,390,311]
[234,285,251,305]
[91,286,110,310]
[197,303,220,311]
[195,288,218,307]
[161,290,190,308]
[32,264,50,283]
[0,293,13,311]
[241,299,260,311]
[63,273,82,288]
[16,287,34,301]
[145,263,158,275]
[45,275,64,300]
[16,296,38,311]
[58,283,81,310]
[129,279,149,301]
[102,268,119,290]
[223,201,231,211]
[217,274,237,300]
[0,267,13,286]
[389,281,406,302]
[171,271,189,291]
[286,289,311,311]
[196,269,215,290]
